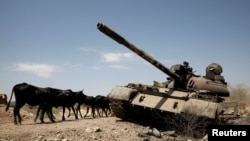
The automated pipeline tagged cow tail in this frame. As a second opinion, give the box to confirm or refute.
[5,88,14,111]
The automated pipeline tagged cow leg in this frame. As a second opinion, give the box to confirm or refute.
[71,106,78,120]
[13,103,24,125]
[75,104,79,118]
[34,105,42,122]
[84,107,89,118]
[77,103,83,118]
[39,106,46,123]
[38,105,54,123]
[91,106,96,118]
[17,109,22,124]
[42,105,51,123]
[62,106,66,121]
[46,106,55,123]
[13,106,20,125]
[102,107,108,117]
[100,107,106,117]
[49,107,56,121]
[67,107,71,118]
[97,107,102,117]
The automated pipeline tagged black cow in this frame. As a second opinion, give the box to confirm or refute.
[5,82,83,124]
[34,104,56,123]
[6,83,51,124]
[83,96,96,118]
[35,89,85,123]
[74,94,96,119]
[45,89,80,121]
[95,95,111,117]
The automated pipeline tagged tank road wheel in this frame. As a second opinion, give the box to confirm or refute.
[110,99,129,120]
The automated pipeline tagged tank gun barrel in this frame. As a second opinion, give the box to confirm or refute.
[97,22,181,81]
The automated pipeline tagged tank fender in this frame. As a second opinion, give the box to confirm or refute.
[107,86,138,101]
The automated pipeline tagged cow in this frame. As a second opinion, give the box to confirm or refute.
[73,94,112,118]
[0,93,7,105]
[35,106,76,123]
[95,95,111,117]
[43,89,80,121]
[5,82,50,124]
[35,89,85,122]
[73,94,96,119]
[34,104,56,123]
[5,82,83,124]
[82,95,96,118]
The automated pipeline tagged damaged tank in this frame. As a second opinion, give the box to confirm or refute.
[97,22,239,127]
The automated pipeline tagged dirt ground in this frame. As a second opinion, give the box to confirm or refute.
[0,105,186,141]
[1,105,250,141]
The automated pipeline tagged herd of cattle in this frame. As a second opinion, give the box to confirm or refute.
[1,82,112,125]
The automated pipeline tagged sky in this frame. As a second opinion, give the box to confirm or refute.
[0,0,250,101]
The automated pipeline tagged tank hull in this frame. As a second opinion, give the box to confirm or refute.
[108,84,238,121]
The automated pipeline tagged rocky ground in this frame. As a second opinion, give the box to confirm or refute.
[0,105,249,141]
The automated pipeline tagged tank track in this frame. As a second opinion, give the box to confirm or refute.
[110,98,165,121]
[110,99,128,119]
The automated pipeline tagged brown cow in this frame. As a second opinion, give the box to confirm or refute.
[0,93,7,105]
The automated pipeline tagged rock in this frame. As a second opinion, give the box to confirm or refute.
[85,127,101,133]
[147,128,161,138]
[137,133,149,138]
[201,134,208,141]
[165,130,176,136]
[85,127,93,133]
[152,128,161,138]
[93,127,101,132]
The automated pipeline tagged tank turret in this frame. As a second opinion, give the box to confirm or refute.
[97,22,229,97]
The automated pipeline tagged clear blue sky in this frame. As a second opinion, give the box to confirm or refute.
[0,0,249,100]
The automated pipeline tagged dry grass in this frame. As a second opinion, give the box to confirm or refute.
[227,84,250,116]
[161,113,210,139]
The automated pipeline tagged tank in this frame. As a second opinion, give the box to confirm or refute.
[97,22,239,127]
